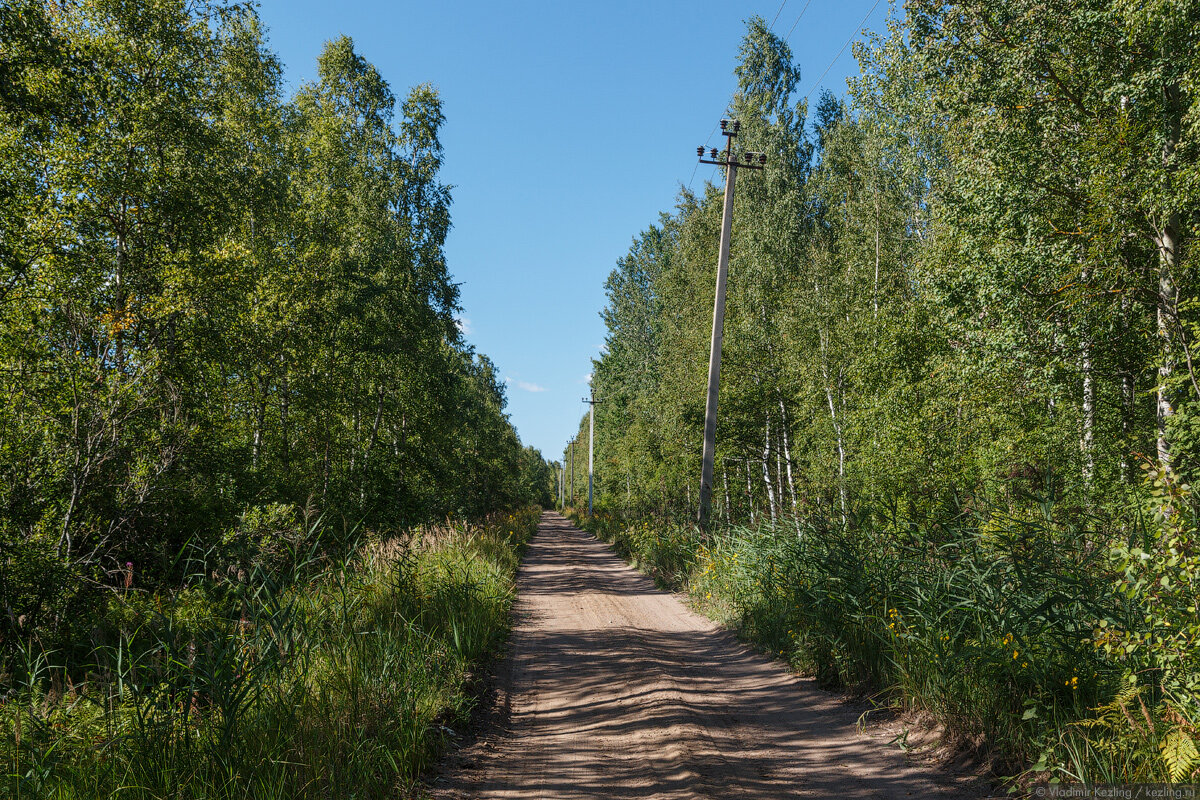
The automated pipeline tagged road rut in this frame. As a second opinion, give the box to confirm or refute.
[434,511,985,799]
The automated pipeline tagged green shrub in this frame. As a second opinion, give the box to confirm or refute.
[219,502,309,579]
[579,489,1199,786]
[1040,465,1200,784]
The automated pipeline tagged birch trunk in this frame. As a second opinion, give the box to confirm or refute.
[775,445,783,521]
[820,330,848,524]
[363,386,385,468]
[252,377,266,471]
[779,397,800,531]
[1122,371,1134,484]
[1155,85,1182,468]
[280,370,290,475]
[873,192,881,320]
[722,466,731,524]
[1081,342,1094,486]
[762,412,777,526]
[1156,212,1179,468]
[1080,268,1093,487]
[745,459,755,526]
[114,199,128,374]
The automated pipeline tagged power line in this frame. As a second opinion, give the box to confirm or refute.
[689,0,789,191]
[783,0,814,41]
[801,0,883,101]
[769,0,788,29]
[690,0,882,191]
[688,118,723,190]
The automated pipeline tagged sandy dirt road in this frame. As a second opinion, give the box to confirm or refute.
[434,511,986,799]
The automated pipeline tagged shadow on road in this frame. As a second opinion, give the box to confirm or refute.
[434,512,989,800]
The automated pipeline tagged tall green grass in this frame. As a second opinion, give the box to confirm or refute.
[573,480,1200,787]
[1,507,541,799]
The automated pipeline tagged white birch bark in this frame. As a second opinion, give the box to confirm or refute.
[745,459,755,526]
[1156,214,1178,468]
[1081,343,1094,486]
[762,412,777,526]
[722,466,731,525]
[1155,88,1182,468]
[779,397,800,531]
[820,330,848,524]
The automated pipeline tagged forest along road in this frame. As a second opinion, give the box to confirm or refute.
[434,511,986,800]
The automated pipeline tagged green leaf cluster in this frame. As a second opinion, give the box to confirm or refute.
[0,1,550,658]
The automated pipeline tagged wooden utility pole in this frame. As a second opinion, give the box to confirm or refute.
[696,119,765,528]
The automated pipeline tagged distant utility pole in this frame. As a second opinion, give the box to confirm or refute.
[695,119,766,529]
[582,393,604,516]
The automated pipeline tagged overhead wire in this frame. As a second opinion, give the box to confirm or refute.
[783,0,814,42]
[687,118,722,189]
[689,0,882,190]
[800,0,882,102]
[688,0,790,190]
[769,0,789,28]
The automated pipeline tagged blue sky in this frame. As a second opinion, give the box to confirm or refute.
[254,0,892,462]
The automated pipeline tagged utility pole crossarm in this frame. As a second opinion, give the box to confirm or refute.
[697,152,766,169]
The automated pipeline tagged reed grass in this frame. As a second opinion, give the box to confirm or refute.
[573,490,1199,788]
[1,507,541,799]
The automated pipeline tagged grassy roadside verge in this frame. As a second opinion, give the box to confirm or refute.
[566,485,1200,789]
[2,507,541,799]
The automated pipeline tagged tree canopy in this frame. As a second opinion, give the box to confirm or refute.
[585,6,1200,525]
[0,0,550,648]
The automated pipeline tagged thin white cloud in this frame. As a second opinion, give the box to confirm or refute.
[455,315,473,335]
[516,380,546,393]
[580,372,593,385]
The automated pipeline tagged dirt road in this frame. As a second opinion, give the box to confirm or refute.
[434,511,986,799]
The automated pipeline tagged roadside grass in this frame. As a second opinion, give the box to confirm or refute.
[1,507,541,799]
[568,480,1200,788]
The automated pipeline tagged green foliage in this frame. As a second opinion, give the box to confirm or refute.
[570,510,701,587]
[0,0,551,662]
[578,3,1200,785]
[0,4,553,793]
[0,507,541,798]
[1061,464,1200,783]
[589,0,1200,524]
[1103,466,1200,725]
[219,502,308,578]
[580,489,1194,785]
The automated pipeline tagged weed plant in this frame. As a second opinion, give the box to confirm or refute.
[0,507,541,799]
